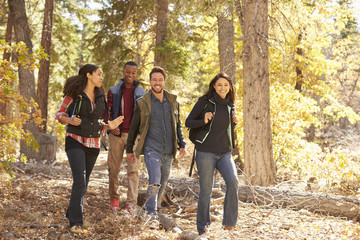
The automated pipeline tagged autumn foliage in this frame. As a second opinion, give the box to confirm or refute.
[0,41,44,175]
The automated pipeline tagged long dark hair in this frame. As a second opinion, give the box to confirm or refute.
[202,73,235,103]
[63,64,103,99]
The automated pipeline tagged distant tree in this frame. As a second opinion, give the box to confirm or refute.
[240,0,276,186]
[154,0,168,67]
[37,0,54,133]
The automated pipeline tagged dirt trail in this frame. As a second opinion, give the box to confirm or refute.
[1,150,360,239]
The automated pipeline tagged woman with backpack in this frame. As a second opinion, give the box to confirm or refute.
[185,73,239,236]
[56,64,123,233]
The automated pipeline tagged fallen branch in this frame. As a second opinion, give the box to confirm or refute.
[184,197,225,213]
[237,184,360,220]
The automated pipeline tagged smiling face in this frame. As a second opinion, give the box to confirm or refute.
[87,68,103,88]
[150,72,165,94]
[123,64,137,87]
[213,77,230,99]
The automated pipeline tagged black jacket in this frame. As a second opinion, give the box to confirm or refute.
[66,89,106,138]
[185,95,235,149]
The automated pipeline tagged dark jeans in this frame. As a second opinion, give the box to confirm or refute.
[196,151,239,235]
[144,147,172,215]
[65,136,99,227]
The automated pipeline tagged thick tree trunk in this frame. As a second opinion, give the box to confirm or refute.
[37,0,54,133]
[242,0,275,186]
[1,6,13,118]
[217,4,236,82]
[154,0,168,67]
[8,0,40,160]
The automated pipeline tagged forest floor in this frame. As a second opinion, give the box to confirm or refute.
[2,136,360,239]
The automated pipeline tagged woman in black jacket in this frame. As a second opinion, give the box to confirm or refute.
[185,73,238,236]
[56,64,123,233]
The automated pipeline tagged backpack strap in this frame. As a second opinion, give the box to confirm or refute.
[189,148,196,177]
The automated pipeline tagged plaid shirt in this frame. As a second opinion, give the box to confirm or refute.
[56,95,106,149]
[107,90,115,121]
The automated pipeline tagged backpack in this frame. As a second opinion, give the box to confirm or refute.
[188,127,200,144]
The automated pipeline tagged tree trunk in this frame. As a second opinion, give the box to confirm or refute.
[37,0,54,133]
[295,33,303,91]
[3,6,12,61]
[1,5,13,118]
[242,0,275,186]
[217,3,242,170]
[154,0,168,67]
[217,4,236,82]
[8,0,40,160]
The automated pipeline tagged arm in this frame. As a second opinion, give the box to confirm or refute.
[107,90,114,121]
[176,103,186,149]
[176,103,186,159]
[107,89,121,135]
[126,101,141,154]
[56,96,82,126]
[185,98,210,128]
[126,101,141,163]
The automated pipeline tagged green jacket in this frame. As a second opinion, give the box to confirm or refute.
[126,90,186,158]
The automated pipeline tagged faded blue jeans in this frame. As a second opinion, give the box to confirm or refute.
[196,151,239,235]
[144,147,173,215]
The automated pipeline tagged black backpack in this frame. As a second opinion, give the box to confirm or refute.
[188,127,200,144]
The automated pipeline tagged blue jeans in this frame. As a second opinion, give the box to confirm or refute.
[196,151,239,235]
[144,147,173,215]
[65,137,99,228]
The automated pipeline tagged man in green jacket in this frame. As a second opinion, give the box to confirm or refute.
[127,66,186,220]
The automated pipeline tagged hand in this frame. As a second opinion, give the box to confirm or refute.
[127,153,135,164]
[108,116,124,130]
[69,116,81,126]
[178,148,186,159]
[204,112,213,124]
[111,128,121,136]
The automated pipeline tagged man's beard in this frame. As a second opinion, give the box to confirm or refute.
[151,86,163,93]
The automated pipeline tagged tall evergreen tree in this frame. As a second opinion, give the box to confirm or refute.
[240,0,276,186]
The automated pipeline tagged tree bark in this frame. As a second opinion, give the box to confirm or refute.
[3,6,12,61]
[8,0,40,160]
[217,4,236,82]
[37,0,54,133]
[242,0,275,186]
[154,0,168,67]
[217,3,242,169]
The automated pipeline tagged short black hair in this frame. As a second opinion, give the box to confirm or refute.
[124,61,137,69]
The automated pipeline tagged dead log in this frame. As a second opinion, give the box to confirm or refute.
[184,197,224,213]
[237,184,360,220]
